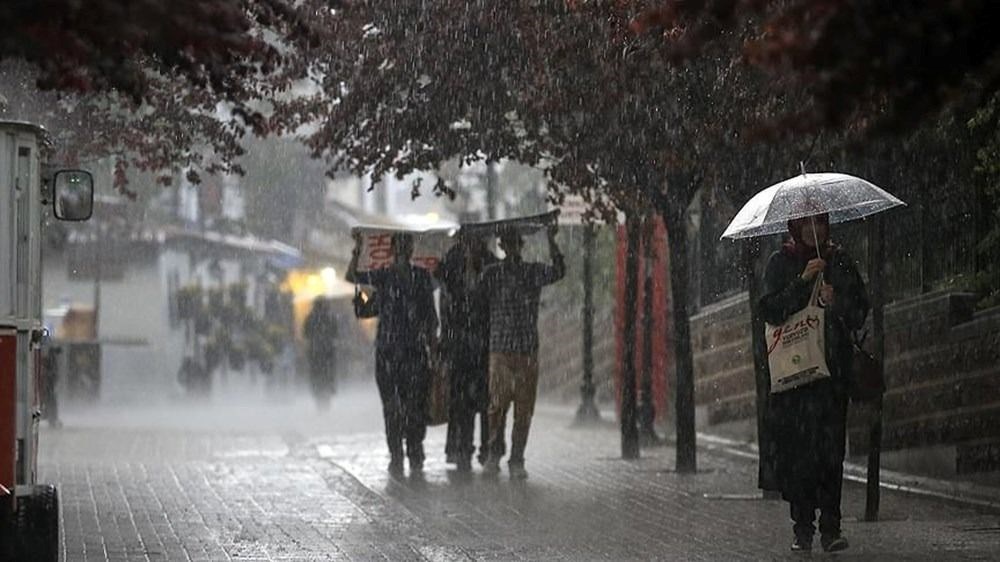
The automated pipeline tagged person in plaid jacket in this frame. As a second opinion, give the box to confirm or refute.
[480,223,564,480]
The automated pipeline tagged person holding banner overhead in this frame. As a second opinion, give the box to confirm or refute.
[436,231,503,472]
[480,221,565,480]
[760,213,869,553]
[347,232,438,477]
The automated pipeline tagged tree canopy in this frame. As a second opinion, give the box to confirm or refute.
[0,0,338,189]
[634,0,1000,135]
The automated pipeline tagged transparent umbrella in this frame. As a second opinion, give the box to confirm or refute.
[720,172,906,240]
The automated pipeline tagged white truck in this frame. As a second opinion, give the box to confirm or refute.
[0,120,93,561]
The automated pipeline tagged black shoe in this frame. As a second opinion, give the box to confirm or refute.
[509,463,528,480]
[456,457,473,472]
[409,457,424,473]
[821,535,849,552]
[791,535,813,552]
[388,458,404,477]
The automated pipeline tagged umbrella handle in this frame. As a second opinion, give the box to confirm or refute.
[808,276,824,307]
[809,213,826,306]
[810,215,822,252]
[808,214,828,294]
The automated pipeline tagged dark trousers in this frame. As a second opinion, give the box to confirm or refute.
[445,348,505,462]
[789,474,844,539]
[375,345,428,463]
[308,354,337,395]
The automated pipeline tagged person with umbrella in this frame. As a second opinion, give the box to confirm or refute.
[760,212,869,552]
[723,172,903,553]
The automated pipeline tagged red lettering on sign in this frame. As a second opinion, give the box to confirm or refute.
[767,326,784,354]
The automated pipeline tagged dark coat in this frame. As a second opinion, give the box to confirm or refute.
[354,263,438,351]
[304,301,337,367]
[436,245,497,366]
[436,245,498,409]
[759,244,870,501]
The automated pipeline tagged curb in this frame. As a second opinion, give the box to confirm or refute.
[697,432,1000,513]
[537,402,1000,512]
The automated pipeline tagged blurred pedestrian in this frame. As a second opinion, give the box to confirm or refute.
[481,223,565,479]
[436,231,503,472]
[304,297,338,411]
[41,344,62,428]
[759,213,869,553]
[347,232,438,476]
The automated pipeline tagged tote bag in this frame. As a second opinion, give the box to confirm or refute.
[765,279,830,393]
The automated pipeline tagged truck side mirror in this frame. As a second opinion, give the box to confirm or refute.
[52,170,94,221]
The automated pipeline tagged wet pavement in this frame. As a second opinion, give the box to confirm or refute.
[39,381,1000,561]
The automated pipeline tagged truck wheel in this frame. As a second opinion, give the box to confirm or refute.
[0,495,14,562]
[15,485,59,562]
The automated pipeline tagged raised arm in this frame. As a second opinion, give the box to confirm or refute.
[345,232,383,286]
[345,232,363,284]
[535,223,566,286]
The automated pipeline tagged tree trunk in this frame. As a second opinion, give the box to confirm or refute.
[639,216,660,444]
[621,214,641,459]
[662,206,696,473]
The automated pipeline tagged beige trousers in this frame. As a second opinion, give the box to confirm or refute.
[487,352,539,464]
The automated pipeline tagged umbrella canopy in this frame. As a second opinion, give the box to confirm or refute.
[721,172,905,240]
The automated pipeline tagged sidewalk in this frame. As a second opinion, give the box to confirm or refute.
[313,402,999,560]
[696,431,1000,514]
[38,389,1000,561]
[540,401,1000,513]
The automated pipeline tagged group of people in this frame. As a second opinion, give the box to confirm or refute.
[344,223,564,479]
[314,210,864,552]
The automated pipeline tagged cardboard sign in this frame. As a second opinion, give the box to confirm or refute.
[458,210,560,236]
[350,226,455,273]
[349,212,560,275]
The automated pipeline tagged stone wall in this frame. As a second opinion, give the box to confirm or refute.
[690,293,756,426]
[690,290,1000,475]
[852,293,1000,468]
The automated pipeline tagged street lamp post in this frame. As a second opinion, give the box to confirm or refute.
[866,215,885,521]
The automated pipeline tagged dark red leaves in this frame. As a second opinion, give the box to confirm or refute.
[635,0,1000,135]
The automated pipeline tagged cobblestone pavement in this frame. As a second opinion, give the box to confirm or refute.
[38,382,1000,561]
